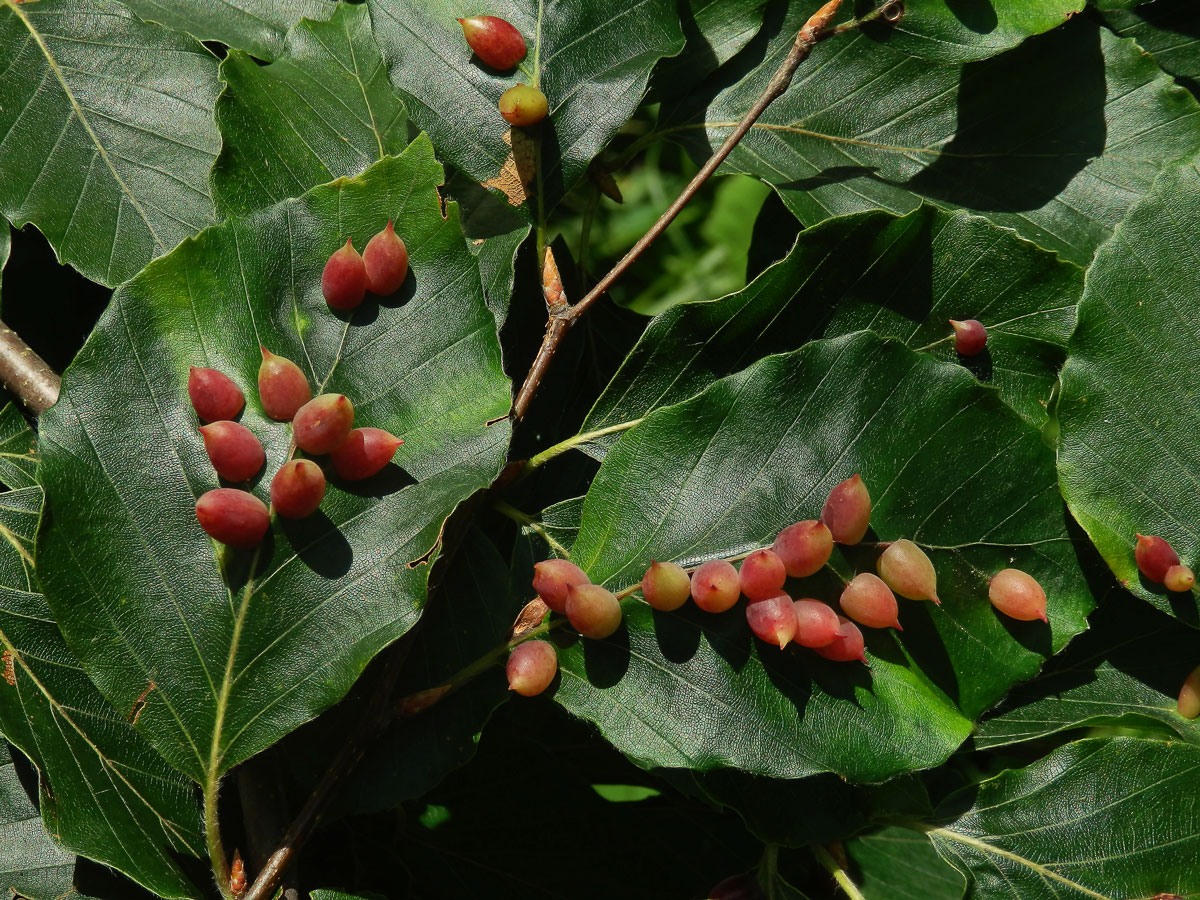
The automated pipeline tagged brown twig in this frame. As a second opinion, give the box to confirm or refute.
[0,318,59,413]
[510,0,845,423]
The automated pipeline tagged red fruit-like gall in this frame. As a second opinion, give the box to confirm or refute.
[499,83,548,126]
[746,594,798,649]
[1179,664,1200,719]
[258,348,311,421]
[877,539,939,603]
[641,561,690,611]
[821,474,871,545]
[839,573,901,630]
[188,367,244,422]
[813,616,867,663]
[506,640,557,697]
[293,394,355,455]
[1135,534,1180,584]
[566,584,622,639]
[792,598,841,648]
[363,221,408,296]
[330,427,403,480]
[988,568,1048,622]
[690,559,741,613]
[950,319,987,356]
[199,421,265,483]
[1166,565,1196,593]
[196,488,270,548]
[270,459,326,519]
[533,559,589,614]
[458,15,527,70]
[739,548,787,602]
[773,520,833,578]
[322,238,367,311]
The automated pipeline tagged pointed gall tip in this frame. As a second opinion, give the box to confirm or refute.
[457,17,465,23]
[930,595,941,606]
[892,620,903,631]
[260,345,272,359]
[778,636,791,650]
[386,219,395,231]
[1037,610,1049,623]
[857,651,869,664]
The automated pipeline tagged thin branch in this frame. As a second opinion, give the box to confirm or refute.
[0,319,59,413]
[510,0,846,423]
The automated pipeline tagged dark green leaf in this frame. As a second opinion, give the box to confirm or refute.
[1101,0,1200,90]
[585,206,1080,442]
[212,2,409,218]
[555,333,1092,782]
[0,403,37,490]
[669,15,1200,264]
[846,826,965,900]
[0,742,76,900]
[1057,157,1200,621]
[0,0,221,286]
[367,0,685,212]
[36,140,511,784]
[0,487,202,897]
[873,0,1083,63]
[121,0,332,61]
[650,0,767,96]
[924,738,1200,899]
[977,588,1200,748]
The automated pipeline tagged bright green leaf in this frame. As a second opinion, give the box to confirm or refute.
[668,15,1200,264]
[1101,0,1200,89]
[1058,157,1200,620]
[121,0,332,61]
[367,0,685,212]
[585,206,1080,441]
[0,487,203,897]
[555,333,1091,782]
[212,2,409,218]
[0,0,221,286]
[977,588,1200,748]
[924,738,1200,899]
[36,140,511,785]
[874,0,1084,63]
[0,742,76,900]
[651,0,767,96]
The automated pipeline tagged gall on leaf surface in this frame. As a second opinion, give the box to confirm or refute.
[666,14,1200,265]
[556,333,1092,783]
[35,139,511,783]
[367,0,683,213]
[1058,159,1200,622]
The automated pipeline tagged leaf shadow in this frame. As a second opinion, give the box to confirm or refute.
[278,510,353,579]
[579,621,631,688]
[903,18,1106,214]
[329,462,415,499]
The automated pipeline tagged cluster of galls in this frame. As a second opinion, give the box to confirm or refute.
[1133,533,1200,720]
[321,221,408,311]
[506,474,1051,696]
[457,15,549,127]
[187,350,402,548]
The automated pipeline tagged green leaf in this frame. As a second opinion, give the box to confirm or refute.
[669,15,1200,264]
[585,207,1080,441]
[1101,0,1200,89]
[0,0,221,287]
[121,0,332,61]
[367,0,685,212]
[874,0,1084,63]
[846,826,966,900]
[212,2,409,218]
[924,737,1200,899]
[976,588,1200,748]
[0,742,75,900]
[0,403,37,490]
[35,139,511,785]
[555,333,1092,782]
[0,487,202,897]
[650,0,767,96]
[1057,157,1200,621]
